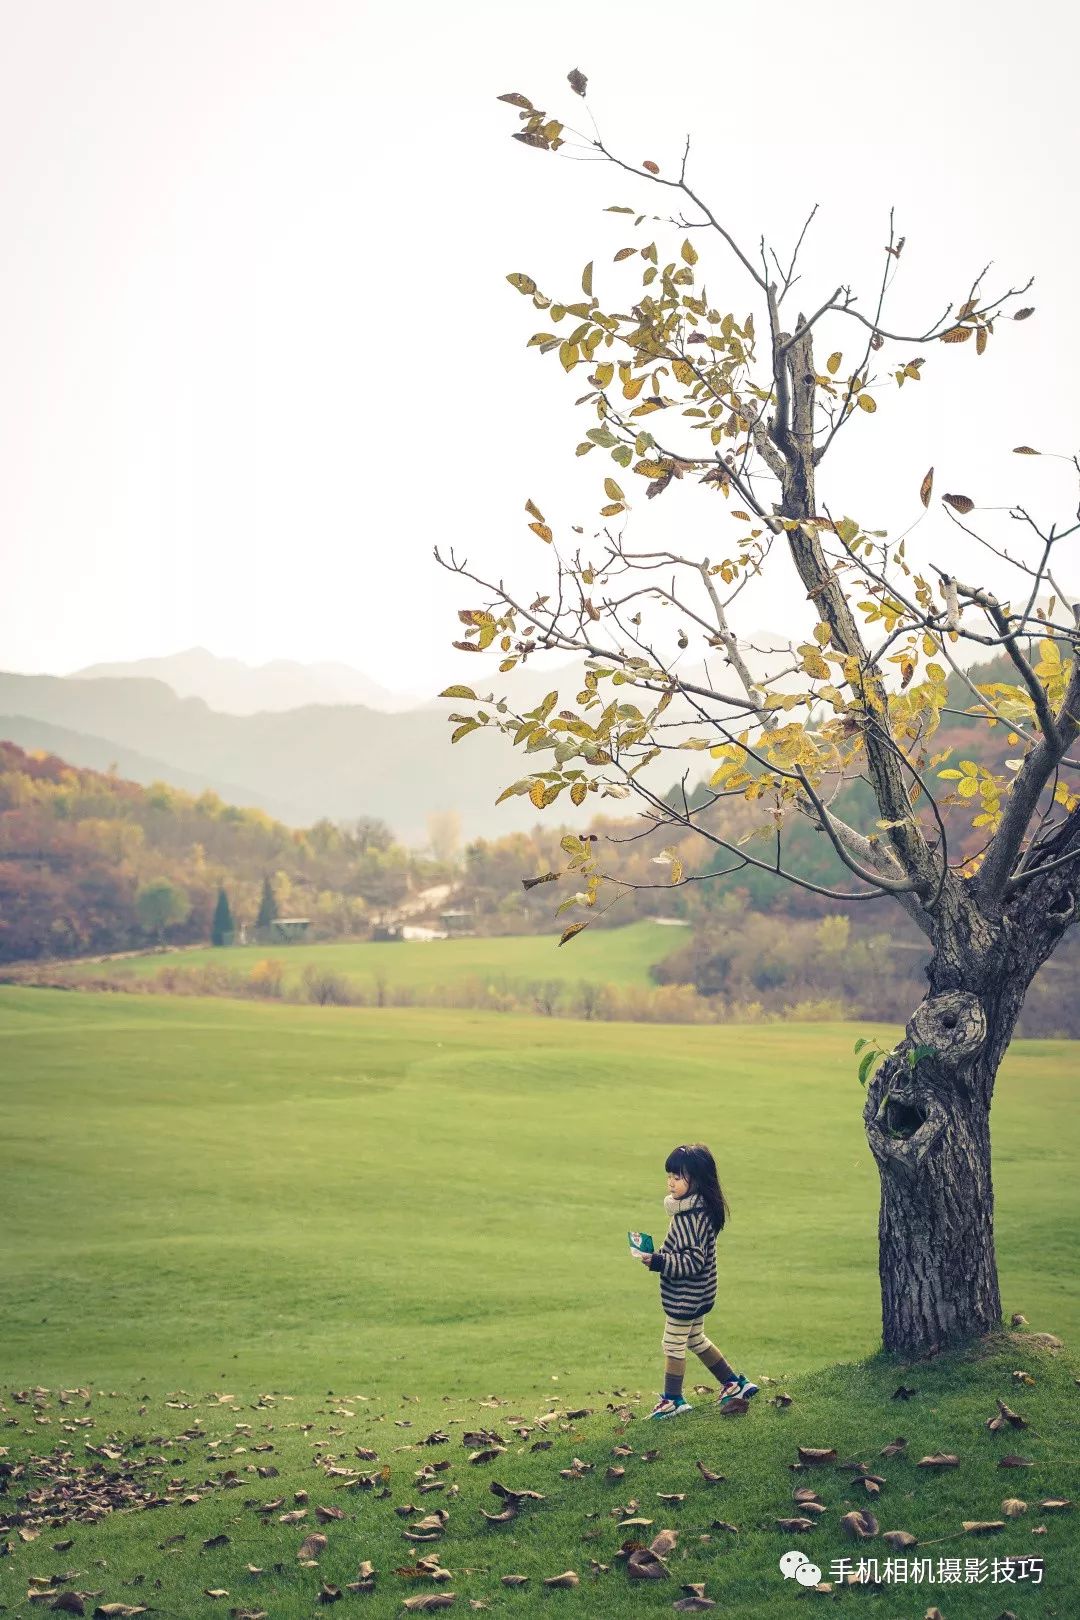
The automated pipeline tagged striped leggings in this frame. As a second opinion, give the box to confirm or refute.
[661,1315,727,1370]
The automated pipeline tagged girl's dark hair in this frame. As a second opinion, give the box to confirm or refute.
[665,1143,729,1233]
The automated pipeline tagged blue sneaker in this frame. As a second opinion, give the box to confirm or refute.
[646,1394,692,1420]
[718,1374,759,1405]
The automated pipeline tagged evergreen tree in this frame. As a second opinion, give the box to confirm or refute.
[211,886,234,946]
[256,874,278,929]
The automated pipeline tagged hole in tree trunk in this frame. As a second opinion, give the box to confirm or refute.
[883,1096,927,1138]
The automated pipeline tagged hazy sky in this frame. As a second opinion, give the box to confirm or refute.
[2,0,1078,692]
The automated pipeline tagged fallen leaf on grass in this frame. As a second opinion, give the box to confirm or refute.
[297,1533,327,1561]
[986,1400,1027,1431]
[776,1518,816,1533]
[656,1493,686,1504]
[1002,1498,1027,1517]
[500,1574,528,1587]
[880,1437,907,1458]
[403,1597,456,1612]
[771,1393,793,1408]
[203,1591,230,1600]
[1039,1499,1073,1511]
[542,1571,579,1588]
[998,1454,1034,1468]
[490,1481,543,1504]
[797,1448,837,1466]
[891,1386,918,1400]
[395,1560,452,1582]
[315,1505,346,1523]
[317,1584,342,1605]
[840,1511,878,1539]
[718,1396,748,1417]
[674,1597,717,1612]
[963,1520,1005,1534]
[202,1534,231,1549]
[626,1548,669,1580]
[605,1466,625,1483]
[695,1461,725,1484]
[467,1448,505,1465]
[882,1529,917,1550]
[917,1454,959,1468]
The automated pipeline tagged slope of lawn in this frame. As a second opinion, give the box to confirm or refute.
[45,919,685,995]
[1,1339,1076,1618]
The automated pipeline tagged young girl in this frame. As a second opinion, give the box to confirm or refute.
[640,1143,759,1419]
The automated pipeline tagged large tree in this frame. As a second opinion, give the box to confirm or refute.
[438,77,1080,1360]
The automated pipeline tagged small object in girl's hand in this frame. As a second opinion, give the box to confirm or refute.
[628,1230,655,1256]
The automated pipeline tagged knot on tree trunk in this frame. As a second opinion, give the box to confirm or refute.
[907,990,987,1065]
[864,991,988,1178]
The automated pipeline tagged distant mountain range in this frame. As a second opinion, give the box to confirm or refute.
[1,634,1020,842]
[74,648,431,715]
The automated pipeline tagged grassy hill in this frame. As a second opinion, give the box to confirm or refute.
[1,989,1077,1616]
[55,920,685,995]
[1,1340,1075,1618]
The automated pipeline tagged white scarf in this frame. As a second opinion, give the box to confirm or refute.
[664,1192,702,1215]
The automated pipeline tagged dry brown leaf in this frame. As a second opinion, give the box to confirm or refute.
[1002,1499,1027,1517]
[998,1454,1034,1468]
[500,1575,528,1587]
[840,1510,878,1540]
[297,1533,327,1561]
[963,1520,1005,1534]
[880,1437,907,1458]
[943,494,974,514]
[402,1598,456,1613]
[626,1548,669,1580]
[695,1461,725,1483]
[1039,1498,1073,1511]
[542,1571,579,1588]
[917,1453,959,1468]
[882,1529,917,1550]
[776,1517,816,1533]
[919,468,934,508]
[649,1528,678,1558]
[797,1448,837,1466]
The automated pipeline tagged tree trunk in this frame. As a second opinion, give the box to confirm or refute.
[863,972,1029,1358]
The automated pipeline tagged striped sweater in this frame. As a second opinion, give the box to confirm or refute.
[647,1192,718,1320]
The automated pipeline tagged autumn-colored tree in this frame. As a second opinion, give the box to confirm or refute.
[438,75,1080,1359]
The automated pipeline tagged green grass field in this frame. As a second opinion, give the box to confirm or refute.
[53,919,684,995]
[2,989,1077,1617]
